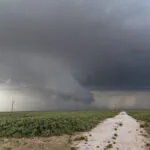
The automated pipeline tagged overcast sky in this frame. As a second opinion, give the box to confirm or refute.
[0,0,150,110]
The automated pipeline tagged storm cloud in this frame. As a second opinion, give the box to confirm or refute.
[0,0,150,110]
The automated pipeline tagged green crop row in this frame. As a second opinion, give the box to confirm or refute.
[127,110,150,135]
[127,110,150,122]
[0,110,118,138]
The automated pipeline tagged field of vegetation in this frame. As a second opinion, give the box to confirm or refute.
[0,110,150,150]
[0,110,118,138]
[128,110,150,135]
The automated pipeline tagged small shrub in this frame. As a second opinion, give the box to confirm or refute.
[144,123,149,127]
[74,136,88,141]
[146,143,150,147]
[140,124,145,128]
[3,147,12,150]
[119,123,123,126]
[106,144,113,149]
[114,133,118,137]
[70,147,78,150]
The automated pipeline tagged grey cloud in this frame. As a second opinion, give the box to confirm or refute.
[0,0,150,110]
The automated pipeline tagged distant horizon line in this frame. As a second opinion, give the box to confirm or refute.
[89,86,150,91]
[0,109,150,113]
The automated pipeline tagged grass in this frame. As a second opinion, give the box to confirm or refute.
[3,148,12,150]
[144,123,149,127]
[0,110,149,150]
[74,136,88,141]
[70,147,78,150]
[104,143,113,149]
[127,110,150,122]
[140,123,149,128]
[0,110,118,138]
[127,110,150,136]
[114,128,117,131]
[113,141,116,144]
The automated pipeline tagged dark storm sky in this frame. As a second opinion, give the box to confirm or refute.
[1,0,150,89]
[0,0,150,110]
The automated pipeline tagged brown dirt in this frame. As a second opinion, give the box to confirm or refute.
[0,136,70,150]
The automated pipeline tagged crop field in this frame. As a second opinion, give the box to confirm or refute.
[0,110,150,150]
[127,110,150,135]
[0,110,118,138]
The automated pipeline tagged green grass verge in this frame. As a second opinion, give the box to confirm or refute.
[127,110,150,135]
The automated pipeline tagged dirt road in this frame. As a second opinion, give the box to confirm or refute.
[76,112,149,150]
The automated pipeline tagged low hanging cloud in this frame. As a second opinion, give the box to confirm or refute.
[0,0,150,110]
[0,51,93,111]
